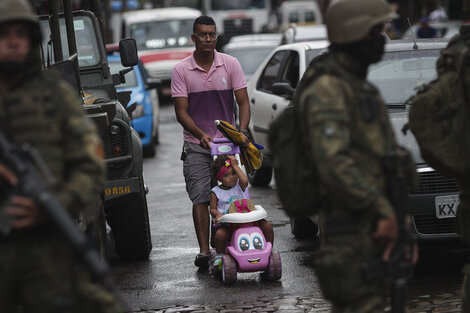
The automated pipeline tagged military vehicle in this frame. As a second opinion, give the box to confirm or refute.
[38,0,152,261]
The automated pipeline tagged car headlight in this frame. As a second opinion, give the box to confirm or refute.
[132,103,145,119]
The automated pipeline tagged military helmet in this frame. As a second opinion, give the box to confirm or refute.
[0,0,38,26]
[326,0,398,44]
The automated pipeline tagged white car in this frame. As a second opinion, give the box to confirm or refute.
[222,34,281,81]
[247,40,329,186]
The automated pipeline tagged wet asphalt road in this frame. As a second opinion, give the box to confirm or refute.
[110,103,466,312]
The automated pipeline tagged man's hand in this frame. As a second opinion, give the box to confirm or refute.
[240,133,250,148]
[372,213,398,261]
[0,164,17,186]
[5,196,45,230]
[199,133,213,149]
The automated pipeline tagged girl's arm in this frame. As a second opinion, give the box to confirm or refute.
[210,192,223,224]
[228,155,248,191]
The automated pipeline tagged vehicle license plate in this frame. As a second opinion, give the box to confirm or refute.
[435,195,460,219]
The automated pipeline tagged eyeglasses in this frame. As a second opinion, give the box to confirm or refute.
[193,32,218,40]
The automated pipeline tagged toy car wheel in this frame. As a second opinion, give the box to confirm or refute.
[267,251,282,280]
[222,254,237,284]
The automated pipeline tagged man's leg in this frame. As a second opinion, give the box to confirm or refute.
[193,202,210,255]
[182,142,213,268]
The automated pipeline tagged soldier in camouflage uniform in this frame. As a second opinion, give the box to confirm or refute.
[295,0,415,312]
[0,0,122,312]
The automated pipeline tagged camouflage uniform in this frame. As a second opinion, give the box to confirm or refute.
[298,50,398,313]
[295,1,404,311]
[0,0,121,312]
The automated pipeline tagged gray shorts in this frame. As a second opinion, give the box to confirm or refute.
[182,141,215,206]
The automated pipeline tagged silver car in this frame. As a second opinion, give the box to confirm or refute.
[250,38,463,246]
[369,39,461,248]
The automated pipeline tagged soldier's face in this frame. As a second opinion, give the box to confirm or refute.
[0,22,31,64]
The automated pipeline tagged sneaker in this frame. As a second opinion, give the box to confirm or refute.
[194,253,209,268]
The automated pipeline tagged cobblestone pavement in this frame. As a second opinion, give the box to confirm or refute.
[130,287,463,313]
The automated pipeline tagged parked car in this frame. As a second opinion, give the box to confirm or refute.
[107,53,160,157]
[250,37,463,248]
[222,34,281,81]
[117,7,201,99]
[247,40,329,186]
[369,39,461,250]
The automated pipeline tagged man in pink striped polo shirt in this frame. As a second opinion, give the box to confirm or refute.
[171,16,250,269]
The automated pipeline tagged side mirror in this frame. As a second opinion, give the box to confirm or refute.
[272,82,295,100]
[119,38,138,67]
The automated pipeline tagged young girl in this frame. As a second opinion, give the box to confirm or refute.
[209,154,274,271]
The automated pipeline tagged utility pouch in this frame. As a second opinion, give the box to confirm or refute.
[180,141,189,161]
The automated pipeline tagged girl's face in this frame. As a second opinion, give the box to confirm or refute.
[219,166,237,188]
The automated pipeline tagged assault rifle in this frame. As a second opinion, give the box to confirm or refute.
[362,147,415,313]
[0,131,129,311]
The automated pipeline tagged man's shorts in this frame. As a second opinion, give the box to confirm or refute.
[182,141,215,206]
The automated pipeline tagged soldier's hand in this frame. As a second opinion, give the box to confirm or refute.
[371,213,398,261]
[199,133,213,149]
[0,164,18,186]
[5,196,45,229]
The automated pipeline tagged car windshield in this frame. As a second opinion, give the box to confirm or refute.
[226,46,276,76]
[108,61,138,88]
[39,15,101,67]
[130,19,194,51]
[211,0,266,10]
[368,49,440,106]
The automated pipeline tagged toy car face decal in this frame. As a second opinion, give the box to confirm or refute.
[237,231,264,252]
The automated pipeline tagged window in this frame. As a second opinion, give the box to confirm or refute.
[39,15,101,67]
[305,11,316,23]
[282,51,299,89]
[257,50,289,92]
[130,19,194,51]
[368,49,440,106]
[288,12,299,23]
[108,61,138,88]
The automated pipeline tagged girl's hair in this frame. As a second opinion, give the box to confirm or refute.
[210,154,230,181]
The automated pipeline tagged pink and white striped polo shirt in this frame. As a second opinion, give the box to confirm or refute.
[171,50,247,144]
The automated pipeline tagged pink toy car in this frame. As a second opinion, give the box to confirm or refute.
[209,133,281,283]
[214,206,282,284]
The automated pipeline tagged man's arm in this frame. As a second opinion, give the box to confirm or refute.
[173,96,212,149]
[234,88,251,146]
[234,87,250,130]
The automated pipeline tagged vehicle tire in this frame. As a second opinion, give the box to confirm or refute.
[266,251,282,280]
[143,143,156,158]
[85,201,109,262]
[248,164,272,187]
[153,125,160,145]
[222,254,237,284]
[290,216,319,239]
[107,175,152,261]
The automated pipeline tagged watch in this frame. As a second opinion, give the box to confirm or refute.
[239,129,250,138]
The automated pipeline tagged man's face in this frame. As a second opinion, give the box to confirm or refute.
[0,22,31,64]
[192,24,217,53]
